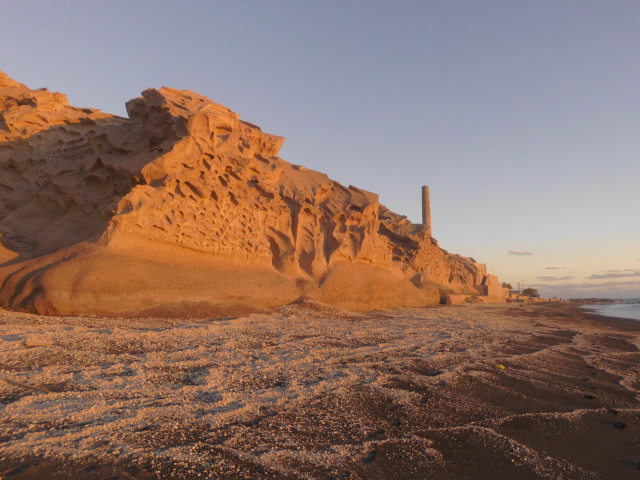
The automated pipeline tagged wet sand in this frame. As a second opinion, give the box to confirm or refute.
[1,302,639,479]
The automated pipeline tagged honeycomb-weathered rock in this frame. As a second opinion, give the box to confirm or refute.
[0,71,484,316]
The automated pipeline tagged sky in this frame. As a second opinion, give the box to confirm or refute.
[1,0,639,299]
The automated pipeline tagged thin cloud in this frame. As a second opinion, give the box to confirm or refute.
[536,276,573,282]
[545,266,565,270]
[586,270,640,280]
[531,280,640,289]
[509,250,533,256]
[529,279,640,299]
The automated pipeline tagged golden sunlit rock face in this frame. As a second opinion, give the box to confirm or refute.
[0,71,483,316]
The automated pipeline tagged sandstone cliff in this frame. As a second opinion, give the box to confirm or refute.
[0,71,483,316]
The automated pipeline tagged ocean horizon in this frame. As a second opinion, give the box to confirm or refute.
[580,298,640,321]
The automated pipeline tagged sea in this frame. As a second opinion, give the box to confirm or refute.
[580,298,640,321]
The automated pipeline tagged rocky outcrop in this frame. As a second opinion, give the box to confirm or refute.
[0,72,484,316]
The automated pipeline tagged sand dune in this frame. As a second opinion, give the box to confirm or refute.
[1,302,639,479]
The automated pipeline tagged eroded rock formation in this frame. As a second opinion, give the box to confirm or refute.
[0,71,484,316]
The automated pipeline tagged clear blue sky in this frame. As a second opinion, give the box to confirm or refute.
[2,1,639,298]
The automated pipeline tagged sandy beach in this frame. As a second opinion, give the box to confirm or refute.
[1,302,639,479]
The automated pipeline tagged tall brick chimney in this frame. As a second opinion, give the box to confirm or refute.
[422,185,432,236]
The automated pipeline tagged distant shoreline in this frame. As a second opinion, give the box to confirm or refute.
[559,302,640,330]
